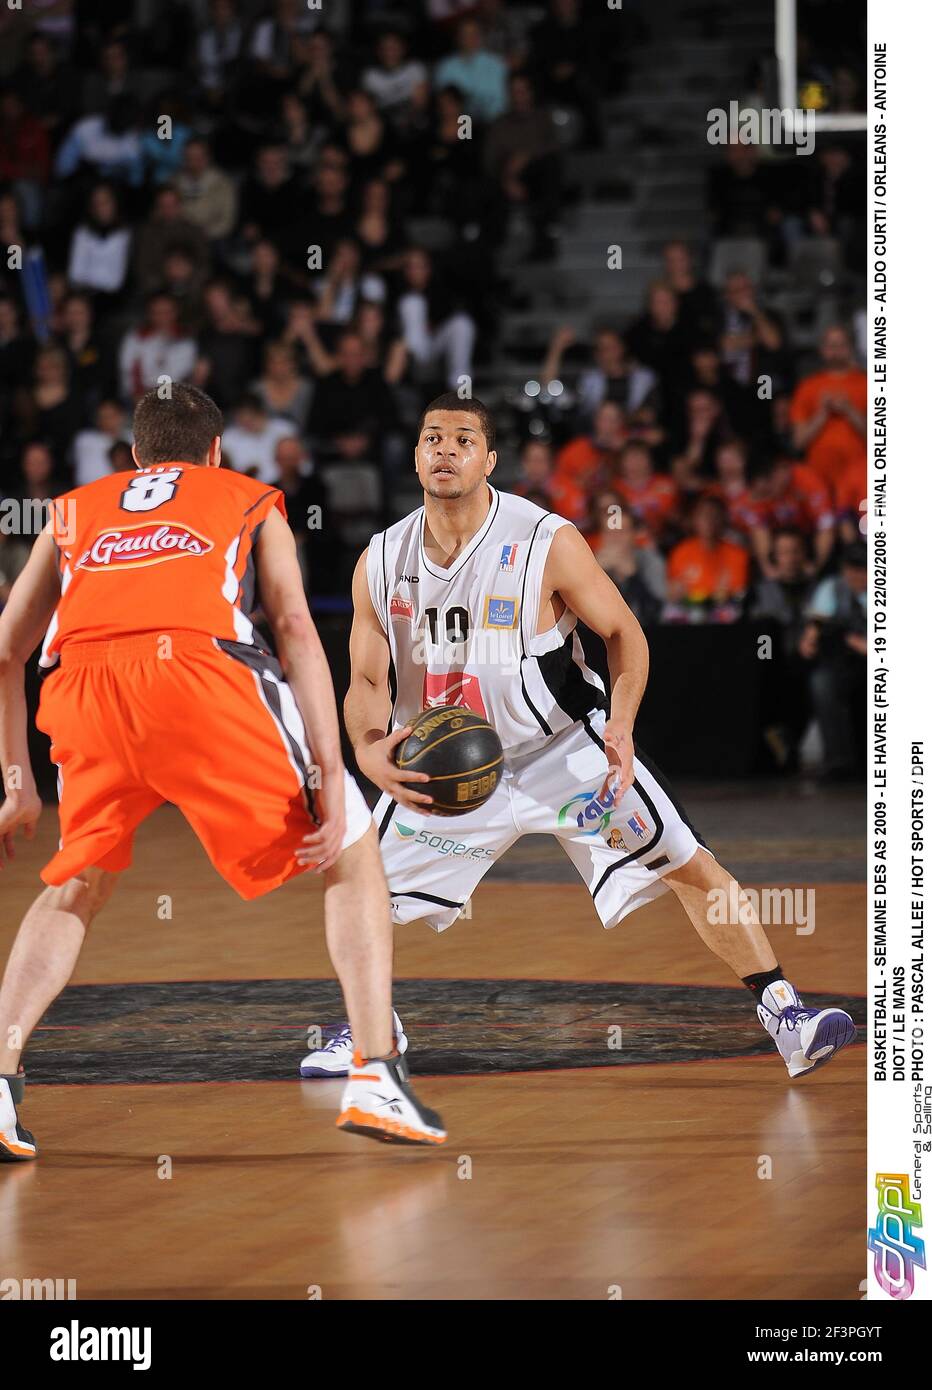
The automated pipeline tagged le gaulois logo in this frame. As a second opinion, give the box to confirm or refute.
[76,521,214,572]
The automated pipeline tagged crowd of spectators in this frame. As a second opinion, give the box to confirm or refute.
[520,237,867,777]
[0,0,866,777]
[1,0,623,583]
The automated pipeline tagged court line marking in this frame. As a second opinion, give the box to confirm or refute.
[56,974,868,996]
[25,1041,866,1087]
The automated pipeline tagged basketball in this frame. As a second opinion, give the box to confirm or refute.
[395,707,504,816]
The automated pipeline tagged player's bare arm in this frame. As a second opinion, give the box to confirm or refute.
[542,523,649,801]
[0,528,61,863]
[344,548,432,814]
[254,506,346,872]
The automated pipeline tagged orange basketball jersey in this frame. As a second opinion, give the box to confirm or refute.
[42,463,286,668]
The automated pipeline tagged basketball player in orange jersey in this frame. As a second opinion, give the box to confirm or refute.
[0,384,445,1157]
[302,393,856,1081]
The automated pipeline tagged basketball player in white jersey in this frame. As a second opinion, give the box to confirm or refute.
[299,394,855,1079]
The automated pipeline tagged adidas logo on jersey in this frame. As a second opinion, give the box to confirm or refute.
[76,522,214,571]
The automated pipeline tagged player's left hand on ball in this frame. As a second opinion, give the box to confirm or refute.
[598,722,635,806]
[295,779,346,874]
[0,791,42,869]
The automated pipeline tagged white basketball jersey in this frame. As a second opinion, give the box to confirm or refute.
[367,486,607,759]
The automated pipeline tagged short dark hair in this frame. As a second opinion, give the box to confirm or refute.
[132,383,223,465]
[418,392,496,452]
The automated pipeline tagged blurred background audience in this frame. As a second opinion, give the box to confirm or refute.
[0,0,868,777]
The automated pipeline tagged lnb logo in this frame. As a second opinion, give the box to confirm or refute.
[868,1173,926,1299]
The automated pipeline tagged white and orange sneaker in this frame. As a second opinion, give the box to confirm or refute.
[0,1071,38,1162]
[337,1052,446,1146]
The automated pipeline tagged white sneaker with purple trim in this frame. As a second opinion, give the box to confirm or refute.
[299,1010,407,1078]
[757,980,856,1078]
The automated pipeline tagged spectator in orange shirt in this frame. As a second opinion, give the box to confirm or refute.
[612,439,677,544]
[514,437,587,526]
[705,439,758,540]
[750,454,836,576]
[833,455,868,544]
[554,398,626,490]
[665,494,749,621]
[789,325,866,489]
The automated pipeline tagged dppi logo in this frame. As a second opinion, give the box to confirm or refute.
[559,788,614,835]
[868,1173,926,1298]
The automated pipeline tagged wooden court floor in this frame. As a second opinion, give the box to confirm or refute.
[0,807,866,1301]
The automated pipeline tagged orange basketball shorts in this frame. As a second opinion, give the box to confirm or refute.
[36,630,372,899]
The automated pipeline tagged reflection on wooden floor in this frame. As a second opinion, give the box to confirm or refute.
[0,807,865,1300]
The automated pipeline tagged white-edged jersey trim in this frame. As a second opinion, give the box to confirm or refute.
[222,531,257,644]
[368,487,606,758]
[417,483,502,581]
[38,559,73,672]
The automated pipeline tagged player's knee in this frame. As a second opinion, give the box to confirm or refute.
[666,844,720,891]
[85,868,120,916]
[43,868,120,922]
[324,824,386,890]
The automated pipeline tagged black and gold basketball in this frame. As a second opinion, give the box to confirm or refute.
[395,707,504,816]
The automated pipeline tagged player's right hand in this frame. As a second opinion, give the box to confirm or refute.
[356,728,433,814]
[0,791,42,868]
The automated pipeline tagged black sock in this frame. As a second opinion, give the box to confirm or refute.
[1,1071,25,1102]
[742,965,785,1003]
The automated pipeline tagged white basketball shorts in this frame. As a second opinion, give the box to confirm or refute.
[373,709,711,931]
